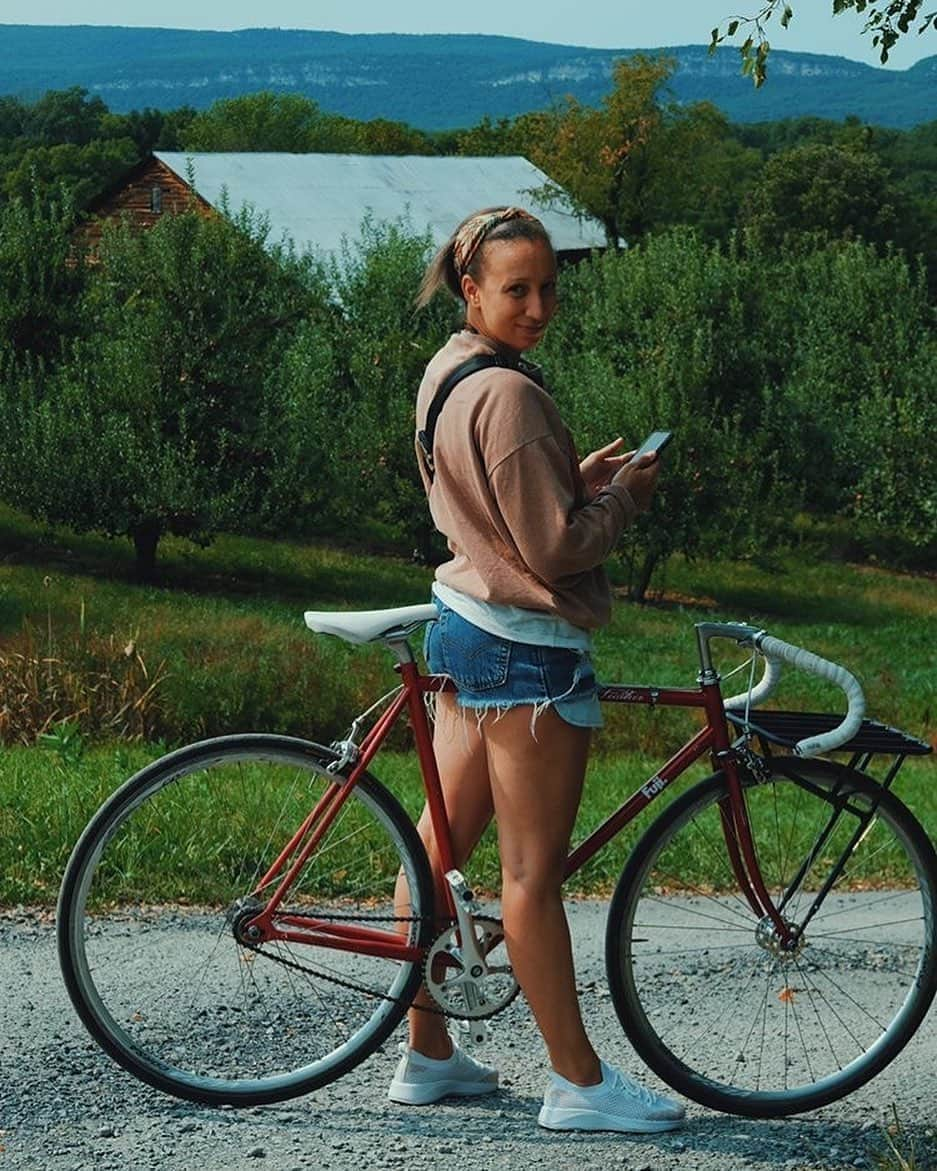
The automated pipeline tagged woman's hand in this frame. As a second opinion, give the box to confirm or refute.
[579,438,631,500]
[611,449,660,514]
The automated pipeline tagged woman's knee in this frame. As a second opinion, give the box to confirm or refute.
[500,856,566,903]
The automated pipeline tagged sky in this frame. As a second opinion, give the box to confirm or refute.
[0,1,932,70]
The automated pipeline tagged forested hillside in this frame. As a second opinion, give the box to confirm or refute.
[0,24,934,128]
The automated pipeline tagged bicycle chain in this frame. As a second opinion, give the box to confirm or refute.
[241,910,454,1016]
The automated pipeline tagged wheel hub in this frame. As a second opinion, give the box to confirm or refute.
[227,896,267,945]
[755,914,805,960]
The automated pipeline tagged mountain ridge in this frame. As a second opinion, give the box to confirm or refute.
[0,24,933,129]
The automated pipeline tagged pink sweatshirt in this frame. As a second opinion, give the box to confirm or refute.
[414,331,638,631]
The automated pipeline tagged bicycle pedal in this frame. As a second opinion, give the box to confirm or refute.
[445,869,480,913]
[456,1018,491,1046]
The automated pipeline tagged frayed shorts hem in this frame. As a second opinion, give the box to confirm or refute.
[424,600,604,734]
[451,694,602,728]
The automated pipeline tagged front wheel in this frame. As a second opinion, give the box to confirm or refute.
[57,735,435,1105]
[605,759,937,1117]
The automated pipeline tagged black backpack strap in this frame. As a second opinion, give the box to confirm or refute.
[417,355,504,481]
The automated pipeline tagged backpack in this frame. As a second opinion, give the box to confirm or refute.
[416,355,504,481]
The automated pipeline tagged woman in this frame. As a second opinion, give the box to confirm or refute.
[390,206,684,1134]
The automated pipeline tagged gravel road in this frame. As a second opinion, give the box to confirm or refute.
[3,900,936,1171]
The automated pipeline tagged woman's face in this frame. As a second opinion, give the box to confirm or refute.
[461,237,557,354]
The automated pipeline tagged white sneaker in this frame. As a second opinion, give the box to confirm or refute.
[538,1060,685,1133]
[387,1041,499,1105]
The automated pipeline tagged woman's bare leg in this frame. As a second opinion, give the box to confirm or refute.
[483,704,600,1085]
[393,691,494,1058]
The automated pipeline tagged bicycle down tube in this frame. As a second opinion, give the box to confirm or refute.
[242,655,462,957]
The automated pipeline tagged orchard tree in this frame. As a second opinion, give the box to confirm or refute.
[0,206,323,577]
[540,230,797,600]
[0,188,86,361]
[325,216,457,559]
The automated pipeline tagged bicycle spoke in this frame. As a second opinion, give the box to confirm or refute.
[798,956,891,1037]
[789,952,861,1066]
[635,889,756,931]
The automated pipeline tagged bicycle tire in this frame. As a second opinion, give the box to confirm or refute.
[57,734,435,1106]
[605,757,937,1117]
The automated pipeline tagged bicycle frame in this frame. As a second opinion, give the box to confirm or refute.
[244,647,797,959]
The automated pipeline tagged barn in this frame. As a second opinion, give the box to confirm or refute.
[81,151,608,262]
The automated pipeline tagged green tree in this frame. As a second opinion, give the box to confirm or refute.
[541,230,796,599]
[524,56,674,246]
[324,217,457,558]
[182,92,358,153]
[0,96,27,141]
[454,114,526,157]
[762,240,937,547]
[0,188,85,361]
[0,206,322,576]
[23,87,110,146]
[738,143,903,250]
[2,138,140,207]
[621,102,761,242]
[353,117,436,155]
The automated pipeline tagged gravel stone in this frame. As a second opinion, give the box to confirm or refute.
[4,902,937,1171]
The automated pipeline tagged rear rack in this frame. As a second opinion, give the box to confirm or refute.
[726,710,931,758]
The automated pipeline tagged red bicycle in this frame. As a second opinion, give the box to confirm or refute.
[58,607,935,1117]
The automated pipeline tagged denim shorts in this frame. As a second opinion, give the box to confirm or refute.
[423,599,603,730]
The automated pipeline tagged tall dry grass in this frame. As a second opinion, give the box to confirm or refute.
[0,602,166,745]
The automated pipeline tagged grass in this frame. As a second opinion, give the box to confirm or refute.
[2,740,932,906]
[0,502,934,905]
[876,1105,936,1171]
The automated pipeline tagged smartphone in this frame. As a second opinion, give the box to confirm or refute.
[632,430,673,462]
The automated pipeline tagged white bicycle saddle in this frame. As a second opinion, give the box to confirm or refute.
[304,603,437,645]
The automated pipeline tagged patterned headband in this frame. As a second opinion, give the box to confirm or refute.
[452,207,540,277]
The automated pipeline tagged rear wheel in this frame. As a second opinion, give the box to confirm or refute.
[58,735,434,1105]
[606,759,937,1116]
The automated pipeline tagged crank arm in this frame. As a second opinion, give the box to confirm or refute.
[445,869,490,976]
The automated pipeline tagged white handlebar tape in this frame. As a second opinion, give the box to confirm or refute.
[723,655,783,712]
[756,635,866,757]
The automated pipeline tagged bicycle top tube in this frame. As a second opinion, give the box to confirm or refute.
[305,605,869,759]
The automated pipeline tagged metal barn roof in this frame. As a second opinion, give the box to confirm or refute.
[154,152,607,259]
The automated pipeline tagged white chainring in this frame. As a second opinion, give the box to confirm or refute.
[423,915,518,1019]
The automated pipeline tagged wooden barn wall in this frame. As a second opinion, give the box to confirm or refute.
[77,159,214,251]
